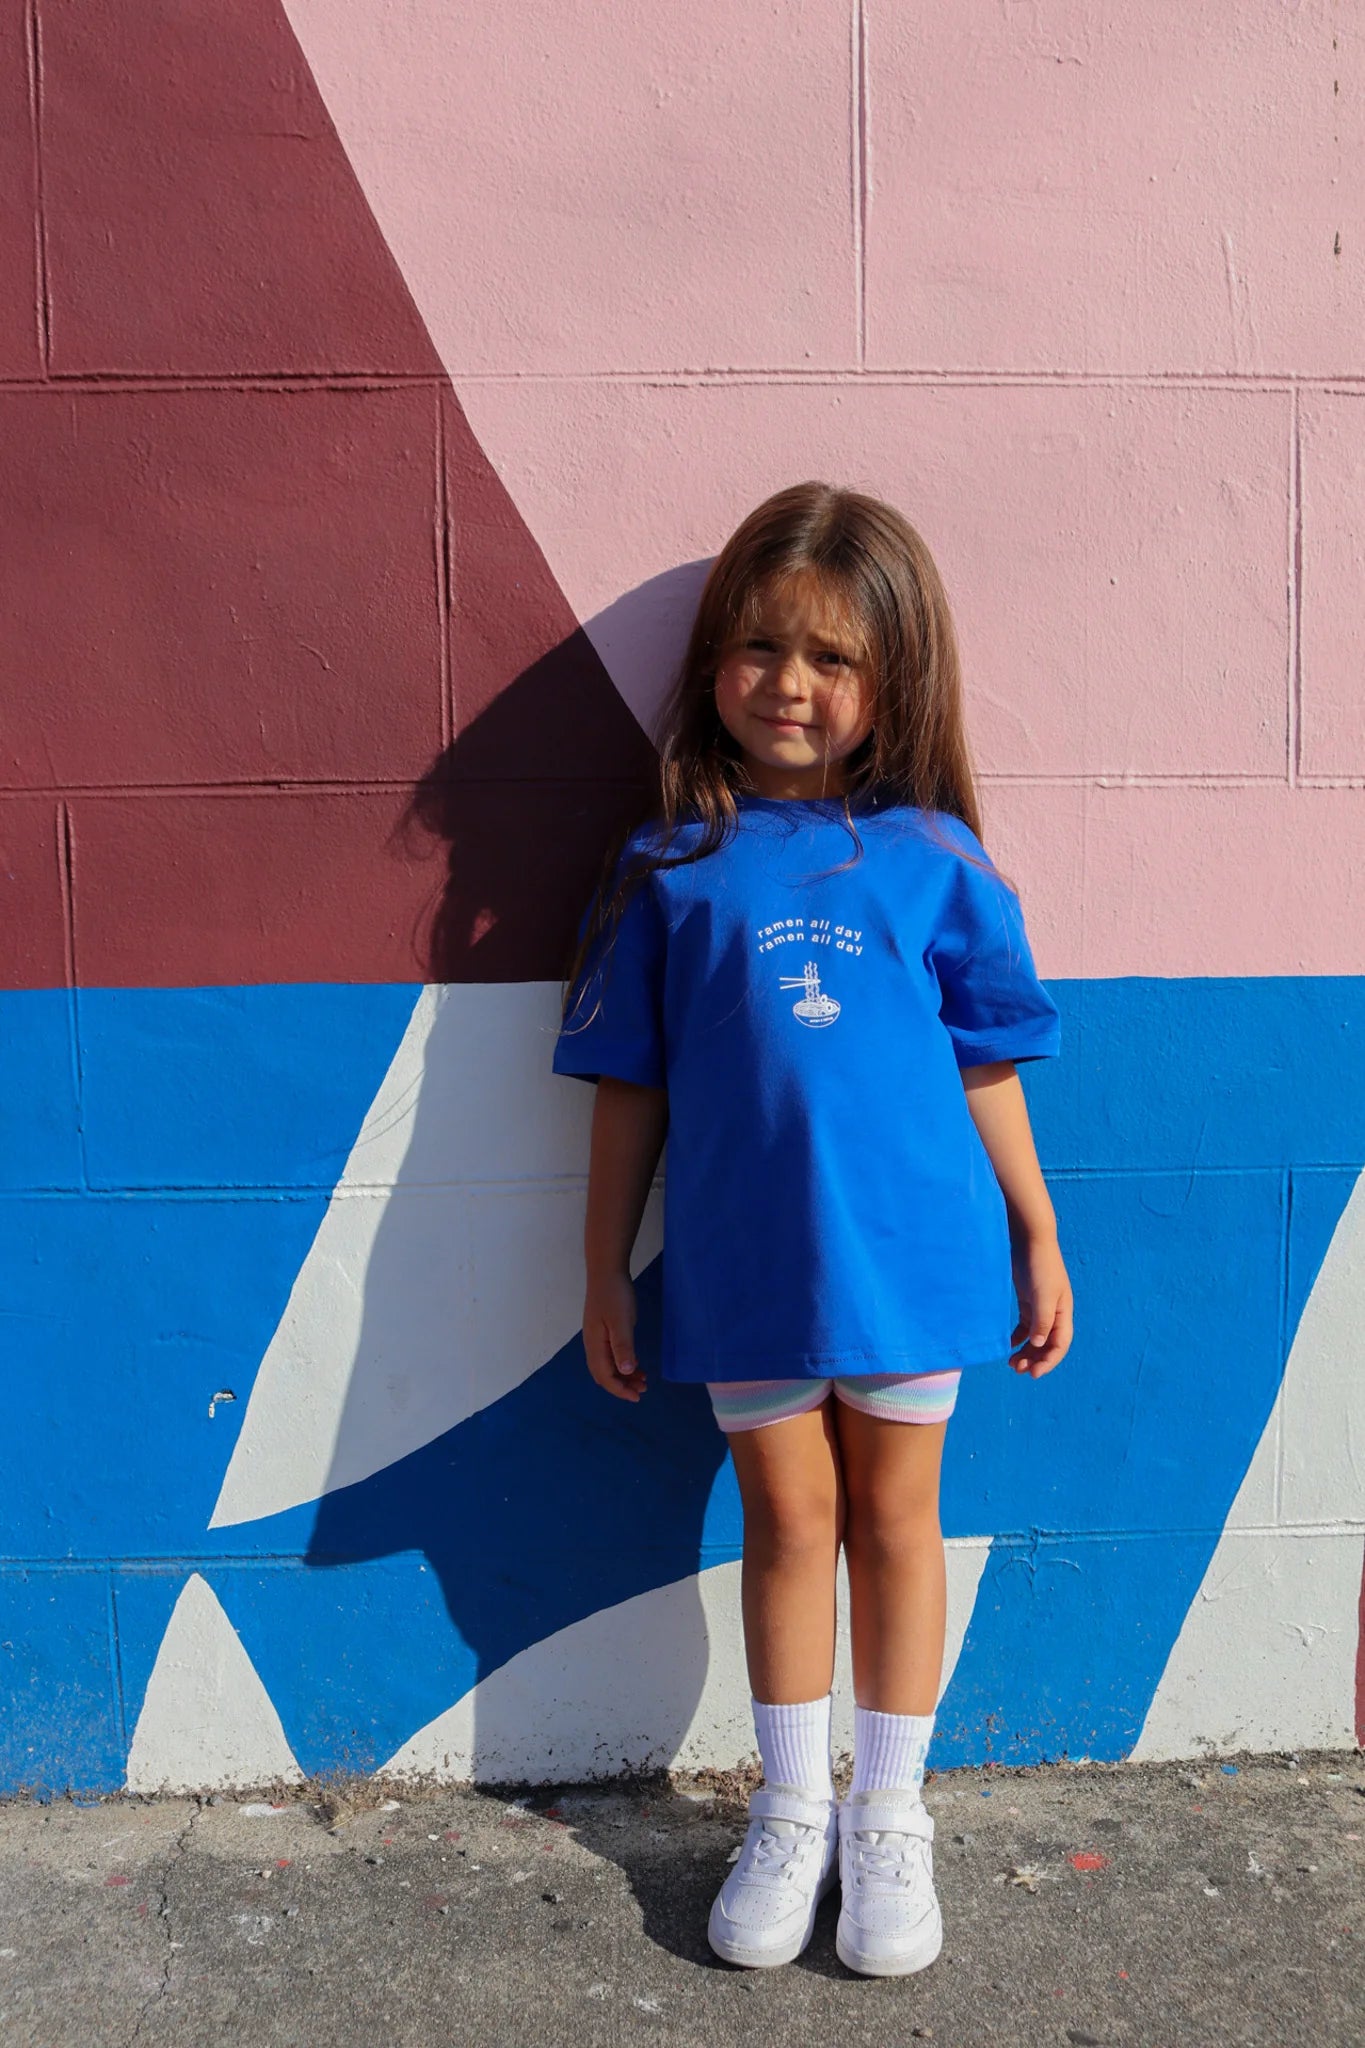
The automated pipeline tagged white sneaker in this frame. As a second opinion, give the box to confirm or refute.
[835,1791,943,1977]
[707,1784,838,1968]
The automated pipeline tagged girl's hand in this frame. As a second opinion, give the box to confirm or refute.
[583,1269,648,1402]
[1008,1234,1073,1378]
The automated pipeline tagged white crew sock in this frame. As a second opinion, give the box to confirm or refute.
[751,1694,834,1802]
[850,1706,935,1799]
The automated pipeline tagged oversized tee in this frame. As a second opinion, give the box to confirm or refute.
[551,792,1061,1383]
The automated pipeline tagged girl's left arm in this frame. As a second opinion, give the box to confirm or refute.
[960,1060,1072,1378]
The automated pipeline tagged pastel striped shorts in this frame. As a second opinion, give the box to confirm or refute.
[706,1370,961,1435]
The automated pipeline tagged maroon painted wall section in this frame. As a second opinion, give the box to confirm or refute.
[0,6,40,380]
[39,0,439,379]
[0,797,65,986]
[1,0,655,990]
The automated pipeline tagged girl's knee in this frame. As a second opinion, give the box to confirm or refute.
[844,1484,941,1563]
[744,1471,842,1560]
[731,1410,844,1558]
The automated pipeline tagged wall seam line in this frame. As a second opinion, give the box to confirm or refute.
[852,0,868,368]
[4,1164,1319,1203]
[25,0,51,375]
[56,801,89,1189]
[3,369,1363,394]
[106,1566,128,1768]
[434,387,453,751]
[9,772,1360,801]
[1289,381,1303,784]
[0,371,447,394]
[1275,1164,1294,1527]
[407,370,1365,391]
[53,796,74,987]
[10,1523,1361,1572]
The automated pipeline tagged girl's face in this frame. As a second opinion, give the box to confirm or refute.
[712,573,875,799]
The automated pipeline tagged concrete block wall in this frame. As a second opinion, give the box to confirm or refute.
[2,0,1363,1793]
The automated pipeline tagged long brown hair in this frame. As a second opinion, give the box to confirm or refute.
[560,480,1011,1027]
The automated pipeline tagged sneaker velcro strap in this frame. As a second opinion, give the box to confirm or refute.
[749,1785,835,1830]
[839,1798,934,1840]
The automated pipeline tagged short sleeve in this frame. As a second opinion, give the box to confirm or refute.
[551,850,668,1089]
[926,817,1061,1069]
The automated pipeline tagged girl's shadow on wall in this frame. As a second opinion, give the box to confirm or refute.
[297,583,734,1782]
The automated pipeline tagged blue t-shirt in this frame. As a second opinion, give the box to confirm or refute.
[552,792,1061,1383]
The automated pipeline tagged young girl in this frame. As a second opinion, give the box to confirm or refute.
[552,482,1071,1978]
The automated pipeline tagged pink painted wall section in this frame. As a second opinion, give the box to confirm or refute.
[450,379,1291,778]
[282,0,1365,980]
[284,0,859,376]
[287,0,1363,378]
[1300,392,1365,775]
[867,3,1362,375]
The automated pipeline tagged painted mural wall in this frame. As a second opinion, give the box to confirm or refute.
[3,0,1363,1795]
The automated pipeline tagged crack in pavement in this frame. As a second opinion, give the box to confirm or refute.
[124,1803,201,2048]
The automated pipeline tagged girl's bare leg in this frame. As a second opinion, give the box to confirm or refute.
[835,1407,947,1715]
[726,1398,845,1703]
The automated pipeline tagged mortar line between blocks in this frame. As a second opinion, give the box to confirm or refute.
[25,0,50,374]
[7,367,1365,393]
[106,1564,128,1764]
[6,771,1350,800]
[10,1163,1328,1201]
[1289,382,1303,785]
[435,386,453,751]
[851,0,868,367]
[12,1523,1361,1572]
[55,799,89,1188]
[1276,1164,1294,1526]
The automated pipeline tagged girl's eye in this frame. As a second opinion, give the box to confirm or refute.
[741,640,851,664]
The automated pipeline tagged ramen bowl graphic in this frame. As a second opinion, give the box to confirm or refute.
[779,961,841,1027]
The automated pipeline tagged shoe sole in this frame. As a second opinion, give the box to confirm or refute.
[706,1860,838,1969]
[835,1911,943,1978]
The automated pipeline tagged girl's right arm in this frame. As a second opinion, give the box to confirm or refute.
[582,1075,669,1402]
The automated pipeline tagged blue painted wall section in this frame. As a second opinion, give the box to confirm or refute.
[2,978,1363,1791]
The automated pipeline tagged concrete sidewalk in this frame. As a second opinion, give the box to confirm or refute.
[1,1755,1361,2047]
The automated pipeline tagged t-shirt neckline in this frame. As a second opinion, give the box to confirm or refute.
[737,791,850,809]
[736,789,891,818]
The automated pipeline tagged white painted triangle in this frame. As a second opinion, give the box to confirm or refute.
[125,1573,304,1793]
[378,1540,992,1783]
[1131,1167,1365,1760]
[210,982,663,1528]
